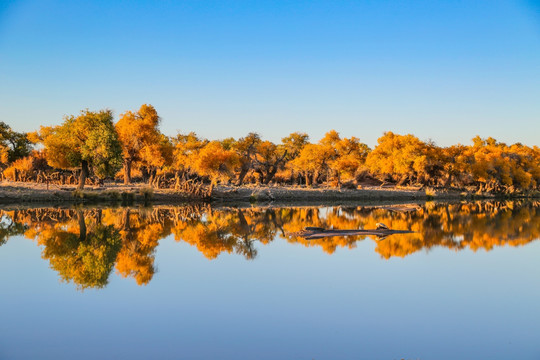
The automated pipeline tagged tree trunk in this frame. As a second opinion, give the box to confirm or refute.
[174,171,180,190]
[236,167,249,186]
[255,170,264,184]
[237,209,250,233]
[263,172,273,185]
[123,160,132,185]
[263,166,278,185]
[147,167,157,186]
[96,209,102,224]
[289,170,295,185]
[312,171,319,185]
[397,174,409,186]
[443,173,452,188]
[78,160,89,189]
[77,210,87,242]
[153,175,161,188]
[122,209,130,231]
[141,166,149,182]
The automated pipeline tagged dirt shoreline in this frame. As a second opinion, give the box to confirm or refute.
[0,181,536,206]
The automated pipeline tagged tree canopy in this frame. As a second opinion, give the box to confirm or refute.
[1,104,538,194]
[41,109,123,188]
[116,104,170,184]
[0,121,32,168]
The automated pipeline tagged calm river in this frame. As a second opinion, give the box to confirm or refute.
[0,201,539,359]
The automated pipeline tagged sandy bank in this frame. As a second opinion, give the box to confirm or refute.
[0,180,481,206]
[212,184,445,204]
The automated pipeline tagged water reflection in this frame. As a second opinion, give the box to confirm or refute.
[1,201,539,289]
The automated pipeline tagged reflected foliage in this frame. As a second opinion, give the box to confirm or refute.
[15,209,121,289]
[1,201,539,289]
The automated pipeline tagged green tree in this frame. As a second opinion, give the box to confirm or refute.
[41,109,123,189]
[0,121,32,170]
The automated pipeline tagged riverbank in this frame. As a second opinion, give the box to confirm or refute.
[0,181,537,205]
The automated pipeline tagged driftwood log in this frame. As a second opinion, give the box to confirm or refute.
[294,227,414,240]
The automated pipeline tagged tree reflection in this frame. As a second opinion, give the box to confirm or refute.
[36,210,121,290]
[0,200,538,289]
[170,208,278,260]
[0,211,27,246]
[106,208,167,285]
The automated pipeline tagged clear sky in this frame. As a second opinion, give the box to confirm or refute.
[0,0,539,147]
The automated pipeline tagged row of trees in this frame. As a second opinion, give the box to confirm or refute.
[1,201,538,289]
[1,104,539,192]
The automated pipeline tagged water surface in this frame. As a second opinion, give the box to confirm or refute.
[0,201,539,359]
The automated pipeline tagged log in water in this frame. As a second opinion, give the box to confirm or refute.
[295,227,414,240]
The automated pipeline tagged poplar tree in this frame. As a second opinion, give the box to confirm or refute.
[42,109,123,189]
[116,104,170,184]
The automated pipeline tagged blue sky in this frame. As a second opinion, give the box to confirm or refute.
[0,0,539,147]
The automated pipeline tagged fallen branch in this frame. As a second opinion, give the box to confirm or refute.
[293,227,414,240]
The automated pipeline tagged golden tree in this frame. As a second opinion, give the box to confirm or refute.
[252,140,288,184]
[329,134,370,185]
[290,143,330,185]
[290,130,369,186]
[278,132,309,184]
[191,141,239,185]
[365,131,436,185]
[335,137,370,181]
[231,133,261,185]
[116,104,169,184]
[456,137,540,192]
[172,132,209,176]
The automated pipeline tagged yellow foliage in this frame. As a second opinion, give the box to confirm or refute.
[3,156,33,180]
[192,141,239,184]
[116,104,170,182]
[1,201,539,289]
[172,132,209,173]
[290,130,370,185]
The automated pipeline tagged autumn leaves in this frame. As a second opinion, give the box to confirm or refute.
[116,104,172,185]
[366,133,540,192]
[1,104,539,193]
[3,202,538,289]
